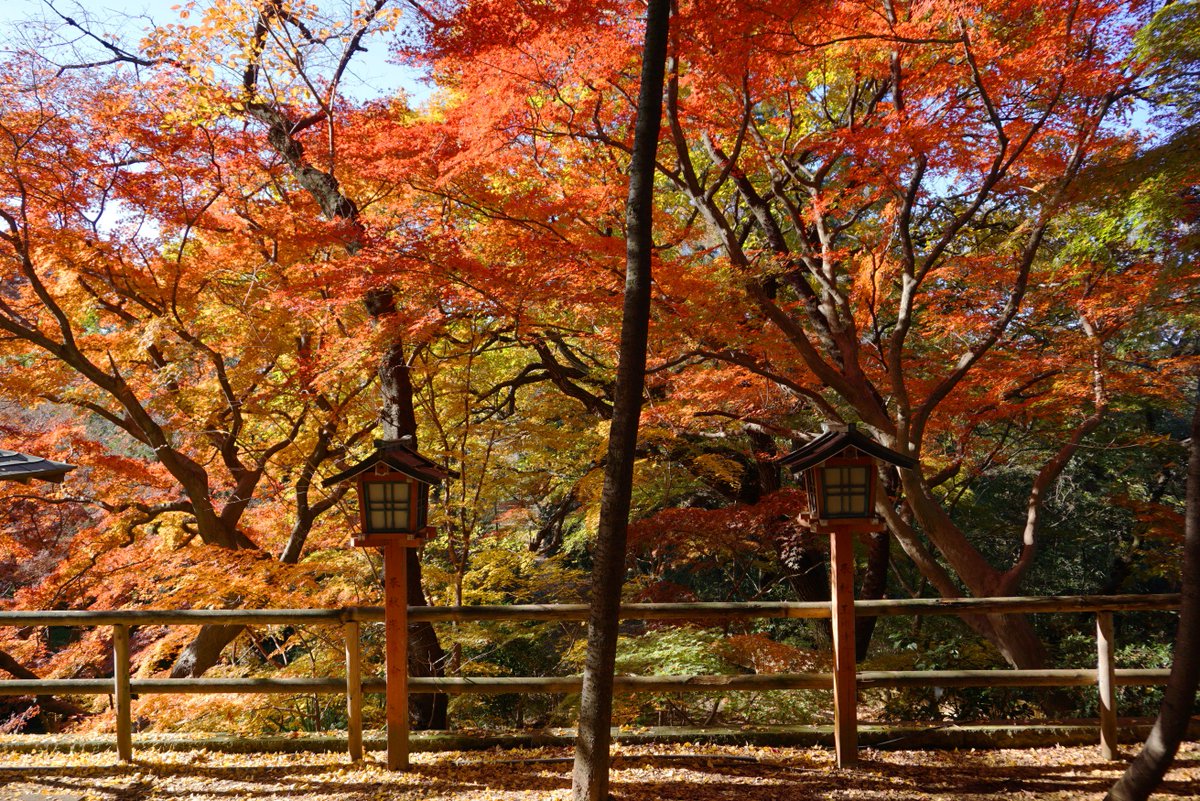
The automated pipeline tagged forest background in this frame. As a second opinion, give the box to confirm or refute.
[0,0,1196,738]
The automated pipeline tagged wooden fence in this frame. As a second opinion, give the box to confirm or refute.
[0,594,1178,762]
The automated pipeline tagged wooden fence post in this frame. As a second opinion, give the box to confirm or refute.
[344,621,363,761]
[830,526,858,768]
[113,624,132,762]
[1096,611,1118,760]
[384,540,410,770]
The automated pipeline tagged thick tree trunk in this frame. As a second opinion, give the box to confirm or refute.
[775,531,833,647]
[406,547,448,729]
[380,343,419,441]
[168,624,243,679]
[898,470,1047,668]
[378,343,449,729]
[1106,382,1200,801]
[571,4,670,799]
[855,531,889,662]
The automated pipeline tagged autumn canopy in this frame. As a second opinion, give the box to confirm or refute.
[0,0,1194,756]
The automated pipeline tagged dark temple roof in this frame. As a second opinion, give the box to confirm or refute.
[779,425,917,473]
[0,449,77,483]
[322,439,456,488]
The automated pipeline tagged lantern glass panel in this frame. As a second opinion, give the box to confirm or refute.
[821,466,870,518]
[365,480,412,532]
[802,470,819,518]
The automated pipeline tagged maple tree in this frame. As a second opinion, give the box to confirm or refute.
[403,0,1186,669]
[0,48,383,697]
[0,0,462,724]
[0,0,1193,756]
[0,0,621,732]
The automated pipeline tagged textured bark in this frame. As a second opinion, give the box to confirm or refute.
[855,531,889,662]
[530,493,580,558]
[378,345,449,729]
[168,624,243,679]
[775,532,833,647]
[1106,382,1200,801]
[0,649,84,721]
[571,3,670,798]
[380,343,419,441]
[747,429,782,500]
[406,547,448,730]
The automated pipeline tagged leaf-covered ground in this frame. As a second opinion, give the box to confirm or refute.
[1,742,1198,800]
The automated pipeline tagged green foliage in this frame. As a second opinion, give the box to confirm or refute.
[1052,626,1179,719]
[1136,1,1200,123]
[610,627,829,727]
[867,617,1041,722]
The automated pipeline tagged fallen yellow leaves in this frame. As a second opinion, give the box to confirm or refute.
[0,742,1197,800]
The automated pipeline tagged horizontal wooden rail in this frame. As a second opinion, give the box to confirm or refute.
[856,668,1172,689]
[855,594,1181,617]
[0,594,1179,627]
[0,594,1180,763]
[0,668,1171,698]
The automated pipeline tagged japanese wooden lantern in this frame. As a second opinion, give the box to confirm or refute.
[323,438,454,548]
[779,424,916,530]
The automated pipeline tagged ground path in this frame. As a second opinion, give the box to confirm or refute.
[2,742,1198,800]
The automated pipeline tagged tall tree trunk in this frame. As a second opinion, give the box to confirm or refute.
[169,624,244,679]
[378,342,449,729]
[571,4,670,798]
[1106,381,1200,801]
[406,547,448,729]
[855,531,889,662]
[379,342,419,441]
[775,531,833,647]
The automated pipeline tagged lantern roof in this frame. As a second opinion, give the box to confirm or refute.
[322,438,456,489]
[0,449,77,484]
[779,424,916,473]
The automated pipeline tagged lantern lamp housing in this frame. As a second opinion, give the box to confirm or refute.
[780,425,916,530]
[360,466,429,535]
[322,438,456,548]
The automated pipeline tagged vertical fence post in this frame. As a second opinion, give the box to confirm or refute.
[1096,611,1118,759]
[112,624,132,762]
[829,526,858,768]
[344,621,363,761]
[383,540,410,770]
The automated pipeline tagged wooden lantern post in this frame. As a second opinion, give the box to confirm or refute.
[780,425,916,768]
[323,438,452,770]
